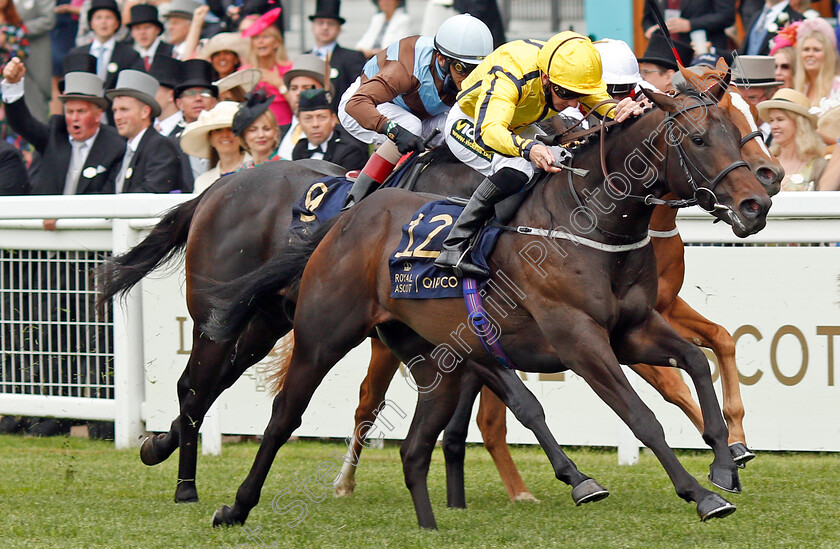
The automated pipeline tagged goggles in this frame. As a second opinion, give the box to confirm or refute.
[606,83,634,97]
[551,83,584,100]
[445,57,477,76]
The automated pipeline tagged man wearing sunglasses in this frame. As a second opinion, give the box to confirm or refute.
[436,31,645,278]
[339,13,494,208]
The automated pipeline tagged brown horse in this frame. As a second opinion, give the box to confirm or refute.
[331,68,781,504]
[206,85,772,528]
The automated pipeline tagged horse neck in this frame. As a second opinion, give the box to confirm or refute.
[519,112,672,243]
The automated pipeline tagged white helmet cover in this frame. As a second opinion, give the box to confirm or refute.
[433,14,494,65]
[594,38,642,86]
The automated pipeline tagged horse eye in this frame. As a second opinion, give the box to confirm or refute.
[691,135,705,146]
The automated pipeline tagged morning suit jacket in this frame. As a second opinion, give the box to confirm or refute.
[739,3,803,56]
[70,41,142,91]
[291,125,368,171]
[120,126,183,193]
[167,119,196,193]
[0,140,30,195]
[309,44,366,111]
[643,0,736,54]
[4,97,125,194]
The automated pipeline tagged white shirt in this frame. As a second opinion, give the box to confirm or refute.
[64,128,100,194]
[90,36,116,80]
[305,131,333,160]
[136,36,163,60]
[156,110,183,136]
[312,42,337,60]
[0,77,25,103]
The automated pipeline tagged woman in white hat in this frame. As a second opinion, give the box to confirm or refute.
[180,101,251,194]
[199,32,249,79]
[758,88,827,191]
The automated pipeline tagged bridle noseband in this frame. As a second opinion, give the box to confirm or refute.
[661,96,750,212]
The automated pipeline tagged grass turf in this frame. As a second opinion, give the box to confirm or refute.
[1,434,838,548]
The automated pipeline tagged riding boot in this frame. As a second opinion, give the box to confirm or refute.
[343,171,379,209]
[343,139,403,209]
[435,177,515,278]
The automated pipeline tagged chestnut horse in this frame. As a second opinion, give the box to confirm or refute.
[205,86,771,528]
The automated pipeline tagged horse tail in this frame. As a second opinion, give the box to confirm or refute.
[267,332,295,395]
[200,216,341,342]
[95,194,202,311]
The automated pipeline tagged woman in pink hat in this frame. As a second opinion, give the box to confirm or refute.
[240,8,294,125]
[793,17,840,106]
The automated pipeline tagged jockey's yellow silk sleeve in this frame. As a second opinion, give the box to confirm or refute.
[473,69,534,159]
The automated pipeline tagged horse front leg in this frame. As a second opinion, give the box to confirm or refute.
[617,312,741,498]
[666,297,752,465]
[335,338,401,497]
[476,386,536,502]
[466,360,607,506]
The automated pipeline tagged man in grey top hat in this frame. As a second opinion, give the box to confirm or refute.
[107,69,183,193]
[0,57,125,194]
[731,54,784,143]
[277,53,326,160]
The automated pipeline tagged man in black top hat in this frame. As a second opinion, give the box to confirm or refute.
[107,69,182,193]
[128,3,175,68]
[637,32,695,93]
[1,57,125,195]
[57,52,98,93]
[307,0,365,111]
[168,59,219,190]
[69,0,141,92]
[292,88,367,170]
[146,54,184,137]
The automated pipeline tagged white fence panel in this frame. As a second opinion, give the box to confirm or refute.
[0,193,839,454]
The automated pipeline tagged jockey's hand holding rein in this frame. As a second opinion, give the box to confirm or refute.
[613,96,646,121]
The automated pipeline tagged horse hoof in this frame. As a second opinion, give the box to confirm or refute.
[334,481,355,497]
[175,482,199,503]
[696,493,736,521]
[571,479,609,506]
[513,492,540,503]
[729,442,756,468]
[140,436,163,466]
[708,464,742,493]
[212,505,239,527]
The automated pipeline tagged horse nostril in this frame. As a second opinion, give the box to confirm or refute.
[739,199,761,219]
[756,167,775,185]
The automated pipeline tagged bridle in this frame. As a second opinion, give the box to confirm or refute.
[661,95,750,212]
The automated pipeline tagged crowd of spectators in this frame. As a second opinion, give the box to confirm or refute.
[641,0,840,191]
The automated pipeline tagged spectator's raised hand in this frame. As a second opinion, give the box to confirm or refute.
[3,57,26,84]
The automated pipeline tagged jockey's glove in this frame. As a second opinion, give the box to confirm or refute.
[549,145,574,167]
[383,121,425,154]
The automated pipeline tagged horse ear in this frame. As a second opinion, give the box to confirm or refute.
[641,87,679,112]
[704,69,732,103]
[715,57,730,72]
[678,65,706,91]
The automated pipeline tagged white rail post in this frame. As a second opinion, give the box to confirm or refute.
[200,400,222,456]
[112,218,147,448]
[617,419,640,465]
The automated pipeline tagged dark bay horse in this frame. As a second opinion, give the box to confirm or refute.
[96,67,778,507]
[334,69,782,504]
[205,86,772,528]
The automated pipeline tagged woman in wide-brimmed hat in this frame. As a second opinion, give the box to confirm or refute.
[181,101,252,193]
[758,88,827,191]
[240,8,294,125]
[198,32,249,79]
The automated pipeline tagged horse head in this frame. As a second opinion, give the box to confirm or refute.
[641,86,772,237]
[677,60,783,196]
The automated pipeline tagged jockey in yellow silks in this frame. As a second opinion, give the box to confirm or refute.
[436,31,621,278]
